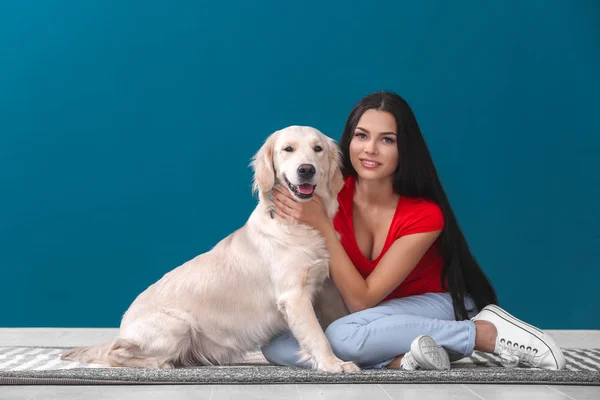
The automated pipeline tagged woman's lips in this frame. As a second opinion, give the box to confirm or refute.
[360,159,381,168]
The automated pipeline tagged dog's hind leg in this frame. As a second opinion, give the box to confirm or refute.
[106,338,174,368]
[113,308,200,368]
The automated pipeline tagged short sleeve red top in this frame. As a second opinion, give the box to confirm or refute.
[333,176,447,301]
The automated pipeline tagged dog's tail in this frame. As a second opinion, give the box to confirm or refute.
[60,341,114,365]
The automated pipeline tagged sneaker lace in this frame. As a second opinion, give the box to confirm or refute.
[498,338,539,368]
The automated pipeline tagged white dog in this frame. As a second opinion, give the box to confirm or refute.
[60,126,359,373]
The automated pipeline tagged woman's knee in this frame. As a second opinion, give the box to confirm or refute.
[261,333,295,366]
[261,341,280,365]
[324,318,363,362]
[261,332,312,368]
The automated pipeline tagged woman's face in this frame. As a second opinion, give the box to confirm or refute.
[349,109,399,181]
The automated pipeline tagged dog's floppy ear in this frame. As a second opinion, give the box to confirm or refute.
[326,137,345,198]
[251,131,279,194]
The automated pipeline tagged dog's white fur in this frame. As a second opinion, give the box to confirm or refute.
[60,126,358,372]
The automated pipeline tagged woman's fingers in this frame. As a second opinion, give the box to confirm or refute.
[273,193,293,209]
[268,183,306,221]
[272,204,289,220]
[272,186,297,208]
[273,184,293,200]
[272,195,295,216]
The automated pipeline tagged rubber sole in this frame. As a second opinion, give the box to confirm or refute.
[410,335,451,370]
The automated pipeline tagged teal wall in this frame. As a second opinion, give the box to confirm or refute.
[1,1,598,329]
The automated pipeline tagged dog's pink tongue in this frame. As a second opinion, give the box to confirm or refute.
[298,184,314,194]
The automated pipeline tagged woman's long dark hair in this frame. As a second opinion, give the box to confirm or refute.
[338,91,498,320]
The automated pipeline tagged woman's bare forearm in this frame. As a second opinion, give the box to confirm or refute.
[319,222,371,312]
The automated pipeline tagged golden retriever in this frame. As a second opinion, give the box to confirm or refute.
[60,125,359,373]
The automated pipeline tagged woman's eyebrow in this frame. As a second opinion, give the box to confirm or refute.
[356,126,396,136]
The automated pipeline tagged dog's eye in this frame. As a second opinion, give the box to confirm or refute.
[314,146,323,152]
[283,146,294,152]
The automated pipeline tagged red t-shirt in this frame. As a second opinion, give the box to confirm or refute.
[333,176,447,302]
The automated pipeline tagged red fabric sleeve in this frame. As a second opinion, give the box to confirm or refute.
[397,202,445,237]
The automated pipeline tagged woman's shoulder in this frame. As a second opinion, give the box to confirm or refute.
[400,196,442,213]
[336,175,356,204]
[394,196,444,235]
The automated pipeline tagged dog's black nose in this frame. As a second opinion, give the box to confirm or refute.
[297,164,316,179]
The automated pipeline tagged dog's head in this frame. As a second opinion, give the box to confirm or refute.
[251,126,344,206]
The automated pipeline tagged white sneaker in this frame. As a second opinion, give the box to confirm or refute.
[400,335,450,371]
[471,304,566,370]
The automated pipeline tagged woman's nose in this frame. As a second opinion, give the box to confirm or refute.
[364,141,378,154]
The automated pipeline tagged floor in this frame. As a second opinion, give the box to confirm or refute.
[1,328,599,400]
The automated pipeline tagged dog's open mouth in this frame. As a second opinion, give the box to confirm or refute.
[283,175,316,200]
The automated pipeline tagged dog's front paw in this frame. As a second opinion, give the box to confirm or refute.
[318,357,360,373]
[339,360,360,372]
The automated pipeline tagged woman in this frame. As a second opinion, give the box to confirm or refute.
[262,91,565,371]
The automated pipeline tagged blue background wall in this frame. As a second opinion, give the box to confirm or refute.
[1,0,598,329]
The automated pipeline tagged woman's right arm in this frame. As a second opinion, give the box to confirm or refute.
[319,220,441,313]
[271,187,440,313]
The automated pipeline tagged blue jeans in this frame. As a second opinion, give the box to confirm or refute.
[261,292,478,369]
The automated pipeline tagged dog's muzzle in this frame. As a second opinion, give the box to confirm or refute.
[284,169,316,200]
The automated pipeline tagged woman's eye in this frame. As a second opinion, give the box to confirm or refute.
[354,133,367,139]
[383,137,395,144]
[314,146,323,152]
[284,146,294,152]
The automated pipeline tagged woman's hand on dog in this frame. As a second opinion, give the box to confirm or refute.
[269,184,331,233]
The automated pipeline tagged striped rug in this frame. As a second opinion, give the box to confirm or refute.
[0,346,598,385]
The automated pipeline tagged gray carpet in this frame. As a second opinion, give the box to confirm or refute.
[0,346,598,385]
